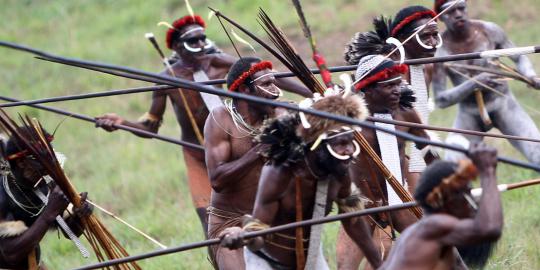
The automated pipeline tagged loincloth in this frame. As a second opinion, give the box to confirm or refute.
[207,206,244,269]
[182,148,211,209]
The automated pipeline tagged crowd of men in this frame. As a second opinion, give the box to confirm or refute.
[2,0,539,269]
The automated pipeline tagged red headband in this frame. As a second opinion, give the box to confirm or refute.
[6,135,54,161]
[229,61,273,92]
[391,10,437,37]
[354,64,408,92]
[166,15,206,49]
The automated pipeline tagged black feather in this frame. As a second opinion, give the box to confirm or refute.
[399,84,417,109]
[344,16,394,65]
[256,114,306,166]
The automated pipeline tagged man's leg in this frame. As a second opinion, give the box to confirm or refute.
[337,221,388,270]
[492,96,540,164]
[445,109,484,161]
[183,148,212,237]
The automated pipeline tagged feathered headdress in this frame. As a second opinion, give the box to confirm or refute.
[344,16,394,65]
[165,15,206,49]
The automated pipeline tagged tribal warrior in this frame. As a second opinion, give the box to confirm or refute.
[337,55,437,270]
[220,94,382,269]
[432,0,540,164]
[381,143,501,270]
[95,14,311,235]
[204,57,285,269]
[0,131,92,269]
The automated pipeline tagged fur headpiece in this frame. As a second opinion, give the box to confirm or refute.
[391,6,437,37]
[344,16,394,65]
[354,55,408,92]
[166,15,206,49]
[228,61,273,92]
[257,95,368,166]
[299,94,368,144]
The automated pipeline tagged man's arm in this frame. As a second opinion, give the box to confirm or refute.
[274,77,314,98]
[204,108,264,192]
[487,21,540,88]
[432,61,494,108]
[337,180,382,268]
[422,144,502,246]
[95,89,167,136]
[0,186,68,265]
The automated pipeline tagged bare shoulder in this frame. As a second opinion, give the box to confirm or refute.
[418,214,461,239]
[398,107,422,123]
[473,20,503,33]
[210,53,237,67]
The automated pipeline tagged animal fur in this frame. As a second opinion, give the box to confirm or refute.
[0,221,28,238]
[257,114,305,167]
[300,94,368,143]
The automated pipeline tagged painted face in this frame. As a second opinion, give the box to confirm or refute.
[175,25,212,57]
[441,1,469,31]
[365,76,402,112]
[324,131,358,165]
[249,69,281,100]
[403,18,442,58]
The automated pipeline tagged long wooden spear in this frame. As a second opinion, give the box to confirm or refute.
[72,175,540,269]
[0,95,204,151]
[1,41,539,172]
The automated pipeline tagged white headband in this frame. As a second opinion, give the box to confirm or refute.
[250,72,275,83]
[440,0,465,11]
[180,27,204,38]
[376,76,402,84]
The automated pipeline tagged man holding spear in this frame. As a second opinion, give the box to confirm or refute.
[381,142,501,269]
[432,0,540,164]
[0,128,92,269]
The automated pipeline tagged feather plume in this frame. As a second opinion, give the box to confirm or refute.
[257,113,305,166]
[231,29,256,53]
[157,21,177,30]
[184,0,194,19]
[258,9,325,95]
[344,16,394,65]
[399,84,417,109]
[0,109,141,270]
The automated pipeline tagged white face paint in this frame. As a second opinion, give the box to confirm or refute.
[256,85,282,97]
[183,39,213,53]
[414,22,443,50]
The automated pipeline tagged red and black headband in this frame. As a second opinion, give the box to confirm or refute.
[229,61,273,92]
[166,15,206,49]
[391,10,437,37]
[354,64,408,92]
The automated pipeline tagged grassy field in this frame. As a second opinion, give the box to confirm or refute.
[1,0,540,269]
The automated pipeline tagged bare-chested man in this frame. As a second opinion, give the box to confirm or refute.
[204,57,292,269]
[337,55,437,270]
[432,0,540,164]
[95,15,312,235]
[220,94,382,270]
[221,95,381,270]
[0,129,92,269]
[381,142,501,270]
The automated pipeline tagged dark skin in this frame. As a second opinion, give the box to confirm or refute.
[380,143,502,270]
[221,133,383,268]
[0,155,91,269]
[337,77,437,270]
[95,24,311,234]
[398,17,439,86]
[204,68,283,269]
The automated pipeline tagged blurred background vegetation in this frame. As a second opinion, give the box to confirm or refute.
[1,0,539,269]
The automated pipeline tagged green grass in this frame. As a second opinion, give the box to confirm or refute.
[1,0,540,269]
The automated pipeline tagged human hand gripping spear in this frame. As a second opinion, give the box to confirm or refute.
[73,174,540,269]
[0,110,141,270]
